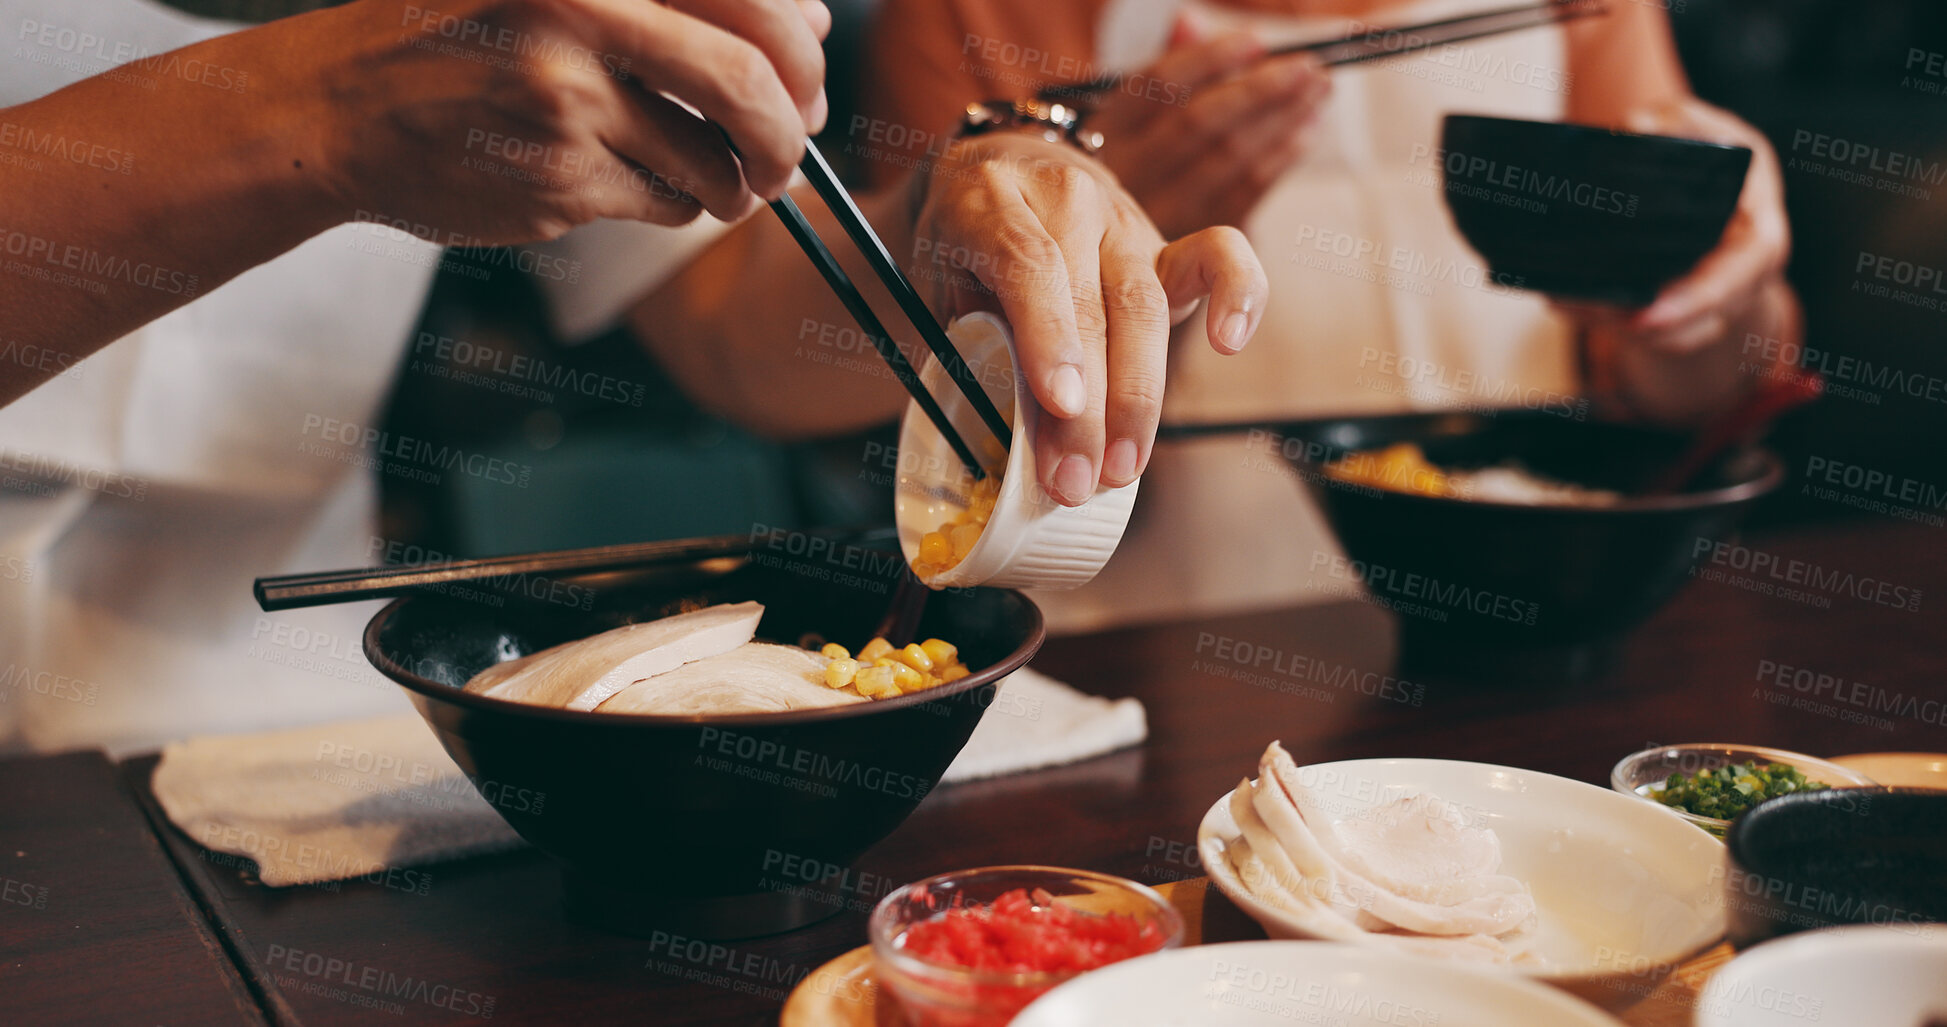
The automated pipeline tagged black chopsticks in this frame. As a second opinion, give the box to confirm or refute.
[253,527,896,611]
[768,140,1011,479]
[1041,0,1607,101]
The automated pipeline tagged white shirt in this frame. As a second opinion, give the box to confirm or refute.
[1034,0,1577,633]
[0,0,728,754]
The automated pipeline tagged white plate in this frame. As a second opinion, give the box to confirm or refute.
[1199,757,1726,1011]
[1693,925,1947,1026]
[1012,941,1625,1026]
[1828,751,1947,790]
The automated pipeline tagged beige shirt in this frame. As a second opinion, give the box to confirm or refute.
[1034,0,1578,633]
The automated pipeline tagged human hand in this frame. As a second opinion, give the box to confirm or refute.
[1086,15,1331,240]
[909,131,1268,505]
[1562,98,1796,422]
[293,0,831,243]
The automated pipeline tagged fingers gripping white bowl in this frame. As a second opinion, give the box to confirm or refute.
[896,313,1140,590]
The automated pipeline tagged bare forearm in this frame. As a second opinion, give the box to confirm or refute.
[1562,4,1690,126]
[0,14,342,405]
[626,183,918,440]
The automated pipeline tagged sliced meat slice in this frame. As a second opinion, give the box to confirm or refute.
[463,602,764,710]
[595,643,867,716]
[1256,747,1536,937]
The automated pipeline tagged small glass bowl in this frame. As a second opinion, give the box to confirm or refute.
[1612,743,1877,837]
[868,865,1183,1027]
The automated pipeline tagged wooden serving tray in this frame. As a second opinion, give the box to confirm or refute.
[779,878,1734,1027]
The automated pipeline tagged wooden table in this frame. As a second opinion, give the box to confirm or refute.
[4,518,1943,1025]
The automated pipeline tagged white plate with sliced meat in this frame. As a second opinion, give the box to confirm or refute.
[1198,748,1726,1012]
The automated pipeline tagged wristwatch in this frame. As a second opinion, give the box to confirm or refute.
[958,98,1105,155]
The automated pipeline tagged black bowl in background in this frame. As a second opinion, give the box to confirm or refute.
[1273,410,1782,682]
[1439,114,1752,306]
[363,550,1044,940]
[1725,788,1947,948]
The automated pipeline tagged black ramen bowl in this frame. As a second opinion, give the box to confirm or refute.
[1440,114,1752,306]
[1724,788,1947,948]
[362,546,1043,940]
[1273,410,1781,682]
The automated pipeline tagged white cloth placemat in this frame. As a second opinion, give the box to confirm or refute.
[152,667,1145,887]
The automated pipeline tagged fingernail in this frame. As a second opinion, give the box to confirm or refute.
[1053,454,1094,504]
[1049,363,1087,416]
[1217,311,1251,353]
[809,89,829,135]
[1103,439,1140,484]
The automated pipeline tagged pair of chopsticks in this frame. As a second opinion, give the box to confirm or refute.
[254,527,897,611]
[1040,0,1607,101]
[769,141,1010,479]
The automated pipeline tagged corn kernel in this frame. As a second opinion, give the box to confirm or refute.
[941,664,970,683]
[821,643,850,661]
[887,663,923,692]
[894,643,933,673]
[854,665,899,699]
[858,637,894,662]
[917,531,952,566]
[823,658,859,689]
[919,638,959,667]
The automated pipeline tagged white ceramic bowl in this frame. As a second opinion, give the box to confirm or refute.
[1692,925,1947,1026]
[895,313,1138,591]
[1012,940,1625,1026]
[1199,757,1726,1011]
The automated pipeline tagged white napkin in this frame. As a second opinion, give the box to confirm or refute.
[152,667,1145,887]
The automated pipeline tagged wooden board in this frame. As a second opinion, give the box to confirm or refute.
[782,878,1736,1027]
[0,751,266,1026]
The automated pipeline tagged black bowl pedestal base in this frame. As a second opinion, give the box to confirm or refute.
[1398,621,1624,686]
[562,867,845,941]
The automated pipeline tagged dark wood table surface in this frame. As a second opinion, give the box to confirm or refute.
[4,517,1944,1025]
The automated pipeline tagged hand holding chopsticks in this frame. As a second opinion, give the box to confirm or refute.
[767,129,1269,504]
